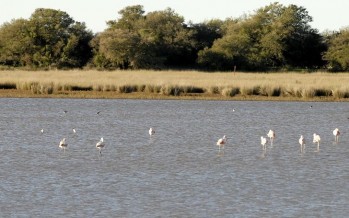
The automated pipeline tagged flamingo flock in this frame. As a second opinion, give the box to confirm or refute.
[52,126,158,155]
[52,126,341,155]
[44,108,342,155]
[256,128,340,153]
[255,128,340,154]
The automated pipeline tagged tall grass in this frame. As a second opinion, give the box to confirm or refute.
[0,70,348,99]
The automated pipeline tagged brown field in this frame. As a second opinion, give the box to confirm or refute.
[0,70,348,101]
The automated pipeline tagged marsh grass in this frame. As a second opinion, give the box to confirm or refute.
[0,70,349,100]
[222,87,240,97]
[0,82,16,89]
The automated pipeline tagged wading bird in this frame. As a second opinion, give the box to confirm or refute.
[313,133,321,152]
[149,127,155,137]
[59,138,68,152]
[299,135,305,152]
[73,128,76,134]
[40,129,44,134]
[261,136,267,150]
[333,128,340,143]
[96,137,105,154]
[267,130,275,146]
[216,135,227,151]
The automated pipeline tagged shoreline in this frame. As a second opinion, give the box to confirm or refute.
[1,70,349,102]
[0,89,347,102]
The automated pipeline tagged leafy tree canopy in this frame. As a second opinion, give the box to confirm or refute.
[323,28,349,71]
[0,8,93,68]
[94,5,195,69]
[198,2,326,71]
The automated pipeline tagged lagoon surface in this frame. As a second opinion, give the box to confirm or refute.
[0,98,348,217]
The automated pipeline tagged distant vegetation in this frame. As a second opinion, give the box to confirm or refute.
[0,70,348,100]
[0,2,348,71]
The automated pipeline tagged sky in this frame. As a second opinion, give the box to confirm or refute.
[1,0,348,33]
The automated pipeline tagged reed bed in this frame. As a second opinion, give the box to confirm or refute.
[0,70,348,100]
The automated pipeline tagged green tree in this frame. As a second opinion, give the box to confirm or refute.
[280,5,326,68]
[197,18,252,70]
[95,5,195,69]
[323,28,349,71]
[189,19,224,67]
[0,19,32,66]
[107,5,145,31]
[93,5,153,69]
[197,2,325,71]
[139,8,195,66]
[28,8,93,68]
[0,8,93,68]
[190,19,224,51]
[60,21,93,67]
[98,28,153,69]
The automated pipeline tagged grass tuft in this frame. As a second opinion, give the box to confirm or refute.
[222,87,240,97]
[0,83,16,89]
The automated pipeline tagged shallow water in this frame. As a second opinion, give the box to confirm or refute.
[0,98,348,217]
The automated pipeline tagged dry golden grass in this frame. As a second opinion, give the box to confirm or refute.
[0,70,348,100]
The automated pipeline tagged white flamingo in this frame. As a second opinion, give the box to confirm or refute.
[96,137,105,154]
[149,127,155,137]
[267,130,275,146]
[59,138,68,152]
[313,133,321,152]
[261,136,267,150]
[299,135,305,152]
[216,135,227,151]
[333,128,340,143]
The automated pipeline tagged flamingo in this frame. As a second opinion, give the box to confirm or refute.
[216,135,227,151]
[149,127,155,137]
[73,128,76,134]
[267,130,275,146]
[59,138,68,152]
[261,136,267,150]
[313,133,321,151]
[96,137,105,154]
[333,128,340,143]
[299,135,305,152]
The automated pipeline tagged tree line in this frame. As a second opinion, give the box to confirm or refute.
[0,3,348,71]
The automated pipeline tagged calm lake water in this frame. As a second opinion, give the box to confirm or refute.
[0,98,348,217]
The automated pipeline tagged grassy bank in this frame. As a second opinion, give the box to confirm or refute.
[0,70,348,101]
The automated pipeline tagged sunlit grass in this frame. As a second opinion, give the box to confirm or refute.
[0,70,348,100]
